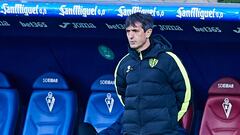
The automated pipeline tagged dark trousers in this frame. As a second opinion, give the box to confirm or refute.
[78,123,97,135]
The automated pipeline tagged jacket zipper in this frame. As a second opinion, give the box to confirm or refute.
[138,51,143,134]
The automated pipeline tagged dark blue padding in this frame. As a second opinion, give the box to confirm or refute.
[84,74,124,133]
[199,77,240,135]
[22,72,77,135]
[91,74,115,92]
[0,73,19,135]
[0,73,10,88]
[33,72,68,89]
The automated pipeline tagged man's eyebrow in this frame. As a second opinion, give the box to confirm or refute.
[126,28,139,31]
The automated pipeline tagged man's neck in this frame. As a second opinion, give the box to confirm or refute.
[137,40,151,52]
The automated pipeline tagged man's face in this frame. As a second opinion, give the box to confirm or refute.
[126,22,151,52]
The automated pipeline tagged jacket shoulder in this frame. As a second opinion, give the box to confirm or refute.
[157,52,176,64]
[116,54,131,69]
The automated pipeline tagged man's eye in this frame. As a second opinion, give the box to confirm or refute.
[133,30,139,32]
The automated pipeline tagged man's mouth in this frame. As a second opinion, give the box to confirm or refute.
[130,41,135,44]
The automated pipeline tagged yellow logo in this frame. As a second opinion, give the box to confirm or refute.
[149,58,158,68]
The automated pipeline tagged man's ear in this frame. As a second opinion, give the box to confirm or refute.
[146,29,152,38]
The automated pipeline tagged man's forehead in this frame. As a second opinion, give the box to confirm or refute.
[126,22,142,30]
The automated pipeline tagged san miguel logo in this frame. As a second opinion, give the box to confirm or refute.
[176,7,224,20]
[149,58,158,68]
[0,3,47,16]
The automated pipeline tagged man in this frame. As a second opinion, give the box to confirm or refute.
[101,12,191,135]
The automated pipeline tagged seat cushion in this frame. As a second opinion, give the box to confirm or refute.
[84,74,124,133]
[199,77,240,135]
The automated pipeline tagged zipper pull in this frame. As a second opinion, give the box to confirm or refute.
[139,52,143,60]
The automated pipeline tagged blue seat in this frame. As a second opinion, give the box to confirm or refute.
[22,72,77,135]
[84,74,124,133]
[0,72,19,135]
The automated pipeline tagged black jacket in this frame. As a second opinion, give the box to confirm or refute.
[114,35,191,135]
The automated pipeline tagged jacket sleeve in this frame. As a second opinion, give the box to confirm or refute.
[166,52,191,121]
[115,73,126,105]
[114,56,128,106]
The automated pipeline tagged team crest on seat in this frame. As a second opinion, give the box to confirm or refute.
[46,92,55,112]
[222,98,232,118]
[105,93,114,113]
[149,58,158,68]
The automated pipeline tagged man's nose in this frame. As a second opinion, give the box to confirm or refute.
[128,32,134,39]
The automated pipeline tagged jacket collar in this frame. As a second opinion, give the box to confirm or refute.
[128,34,172,60]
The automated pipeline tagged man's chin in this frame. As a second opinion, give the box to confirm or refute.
[130,45,137,49]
